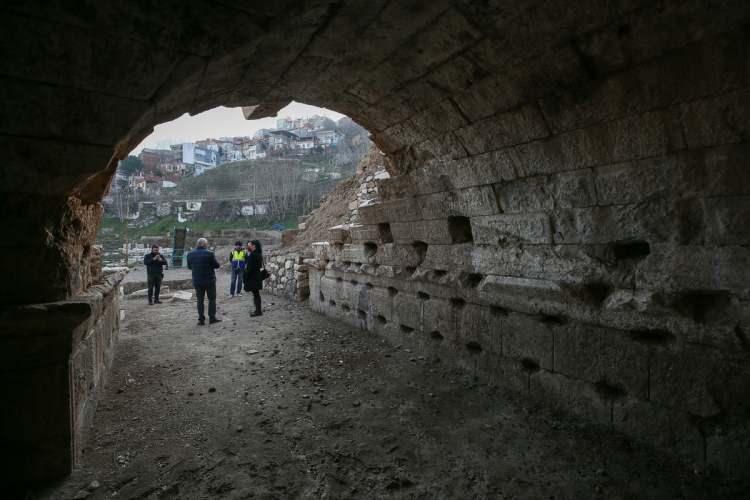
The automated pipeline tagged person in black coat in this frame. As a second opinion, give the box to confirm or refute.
[243,240,264,316]
[143,244,168,305]
[187,238,222,325]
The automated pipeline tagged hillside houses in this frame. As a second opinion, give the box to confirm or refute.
[121,115,366,185]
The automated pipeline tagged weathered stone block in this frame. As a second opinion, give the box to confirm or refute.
[390,219,452,245]
[359,198,422,224]
[471,213,552,245]
[705,196,750,245]
[418,185,500,219]
[423,243,474,271]
[554,323,649,400]
[514,109,684,178]
[531,371,611,425]
[374,243,423,267]
[551,200,678,245]
[369,287,393,322]
[502,313,554,370]
[596,155,679,205]
[638,244,750,293]
[681,88,750,148]
[422,297,454,341]
[339,244,369,264]
[393,293,421,330]
[458,303,498,354]
[705,419,750,481]
[649,345,728,418]
[455,104,549,155]
[328,226,350,244]
[495,176,553,213]
[612,397,704,465]
[349,224,381,243]
[552,169,597,208]
[472,245,605,284]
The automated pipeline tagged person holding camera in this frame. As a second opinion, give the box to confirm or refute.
[143,244,168,305]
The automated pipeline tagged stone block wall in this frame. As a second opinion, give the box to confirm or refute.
[0,270,126,483]
[308,233,749,477]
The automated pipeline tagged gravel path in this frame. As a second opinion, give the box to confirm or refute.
[42,273,743,499]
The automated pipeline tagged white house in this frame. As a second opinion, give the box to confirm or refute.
[294,135,317,150]
[315,129,343,146]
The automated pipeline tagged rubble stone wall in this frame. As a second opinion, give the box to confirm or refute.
[264,252,310,302]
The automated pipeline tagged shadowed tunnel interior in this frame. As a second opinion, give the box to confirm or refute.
[0,0,749,487]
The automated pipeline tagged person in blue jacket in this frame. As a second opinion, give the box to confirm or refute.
[143,244,168,305]
[229,240,246,297]
[186,238,221,325]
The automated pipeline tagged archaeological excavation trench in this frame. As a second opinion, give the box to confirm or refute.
[1,0,749,492]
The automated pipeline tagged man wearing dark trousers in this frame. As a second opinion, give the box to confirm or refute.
[186,238,222,325]
[144,244,168,305]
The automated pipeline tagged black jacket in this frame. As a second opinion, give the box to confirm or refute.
[243,251,264,291]
[144,253,168,275]
[186,248,220,287]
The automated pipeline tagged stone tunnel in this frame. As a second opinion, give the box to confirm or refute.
[1,0,749,486]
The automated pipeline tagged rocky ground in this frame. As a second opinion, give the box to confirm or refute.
[39,272,745,499]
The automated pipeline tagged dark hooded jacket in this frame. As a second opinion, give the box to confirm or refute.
[243,242,264,291]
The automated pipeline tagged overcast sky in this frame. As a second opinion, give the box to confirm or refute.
[130,102,347,154]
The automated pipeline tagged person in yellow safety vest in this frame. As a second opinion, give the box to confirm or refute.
[229,240,247,297]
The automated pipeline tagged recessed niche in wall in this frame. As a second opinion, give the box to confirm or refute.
[400,324,415,333]
[594,380,627,401]
[461,272,484,288]
[448,216,473,244]
[466,341,482,353]
[611,240,650,260]
[450,297,466,309]
[432,269,448,280]
[490,305,509,316]
[521,358,540,373]
[378,223,394,243]
[412,241,428,266]
[630,328,675,345]
[364,241,377,258]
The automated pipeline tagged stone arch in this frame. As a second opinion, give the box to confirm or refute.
[2,0,750,483]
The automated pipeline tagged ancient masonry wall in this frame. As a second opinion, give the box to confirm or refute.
[264,252,311,302]
[301,64,748,484]
[0,257,125,481]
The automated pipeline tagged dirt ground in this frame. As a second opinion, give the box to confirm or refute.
[39,272,744,499]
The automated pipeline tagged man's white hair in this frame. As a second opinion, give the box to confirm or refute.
[197,238,208,248]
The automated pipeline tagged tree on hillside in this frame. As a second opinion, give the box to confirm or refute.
[119,156,143,177]
[320,117,337,130]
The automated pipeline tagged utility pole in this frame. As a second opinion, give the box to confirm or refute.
[123,188,131,266]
